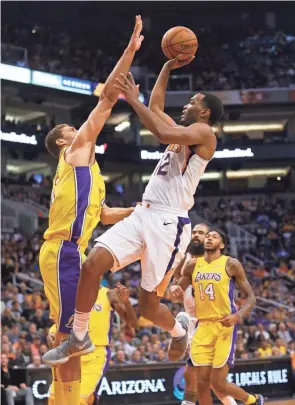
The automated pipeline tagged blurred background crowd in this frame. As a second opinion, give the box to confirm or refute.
[2,3,295,91]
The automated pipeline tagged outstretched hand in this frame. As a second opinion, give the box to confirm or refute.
[165,54,195,71]
[220,313,241,327]
[115,283,130,303]
[114,72,140,104]
[127,15,144,52]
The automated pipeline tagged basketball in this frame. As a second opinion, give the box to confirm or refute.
[161,26,198,61]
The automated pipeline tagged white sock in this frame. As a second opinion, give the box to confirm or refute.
[181,401,195,405]
[73,310,90,341]
[220,397,238,405]
[170,320,186,338]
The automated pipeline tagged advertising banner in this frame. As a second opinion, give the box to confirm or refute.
[24,357,294,405]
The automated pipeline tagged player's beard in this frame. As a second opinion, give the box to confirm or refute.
[204,246,218,253]
[187,241,205,256]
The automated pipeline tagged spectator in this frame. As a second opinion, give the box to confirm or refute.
[278,321,293,343]
[257,338,272,358]
[275,338,287,355]
[272,347,283,357]
[26,323,38,343]
[130,350,146,364]
[29,308,47,329]
[9,347,27,368]
[155,349,168,362]
[1,353,34,405]
[7,325,20,344]
[268,324,279,341]
[255,323,270,341]
[27,354,45,369]
[39,344,49,356]
[112,349,128,366]
[114,332,136,358]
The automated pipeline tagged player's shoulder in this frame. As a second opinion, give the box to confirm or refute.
[226,256,241,267]
[189,122,215,137]
[189,123,216,156]
[225,256,243,277]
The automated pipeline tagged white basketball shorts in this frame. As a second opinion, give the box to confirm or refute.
[95,202,191,296]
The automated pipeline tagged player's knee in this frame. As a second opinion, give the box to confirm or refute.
[139,290,159,320]
[58,357,81,381]
[211,379,226,395]
[184,366,196,390]
[82,255,97,277]
[82,247,113,278]
[197,377,210,393]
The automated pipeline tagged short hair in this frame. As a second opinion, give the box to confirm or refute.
[206,227,227,249]
[45,124,67,158]
[193,222,210,232]
[201,93,224,126]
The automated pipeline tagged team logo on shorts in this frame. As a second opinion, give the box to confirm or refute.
[65,314,74,329]
[173,366,185,400]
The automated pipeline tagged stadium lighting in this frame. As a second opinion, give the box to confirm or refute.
[142,168,288,183]
[140,148,254,160]
[115,121,131,132]
[227,168,288,179]
[140,122,285,136]
[223,123,284,132]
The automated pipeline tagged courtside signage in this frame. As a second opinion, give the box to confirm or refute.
[140,148,254,160]
[0,131,106,154]
[0,131,38,145]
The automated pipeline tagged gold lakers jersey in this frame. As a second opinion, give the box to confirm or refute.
[48,287,113,346]
[89,287,114,346]
[192,255,237,320]
[44,148,105,251]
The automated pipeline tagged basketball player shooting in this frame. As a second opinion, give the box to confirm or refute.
[43,47,224,367]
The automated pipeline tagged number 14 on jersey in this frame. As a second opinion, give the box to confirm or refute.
[198,283,216,300]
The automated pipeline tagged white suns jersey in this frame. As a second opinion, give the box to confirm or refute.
[143,144,209,211]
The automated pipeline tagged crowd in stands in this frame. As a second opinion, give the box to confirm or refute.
[195,195,295,267]
[1,189,295,375]
[2,4,295,91]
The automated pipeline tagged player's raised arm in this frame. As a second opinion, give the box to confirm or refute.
[68,16,144,153]
[149,55,195,127]
[114,72,217,148]
[166,259,196,302]
[108,284,138,328]
[221,257,256,327]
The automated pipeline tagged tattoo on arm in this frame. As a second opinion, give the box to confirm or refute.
[226,257,256,320]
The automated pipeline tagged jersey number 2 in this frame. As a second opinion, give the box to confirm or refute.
[198,283,215,301]
[157,153,171,176]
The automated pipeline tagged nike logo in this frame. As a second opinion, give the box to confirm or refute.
[163,222,173,226]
